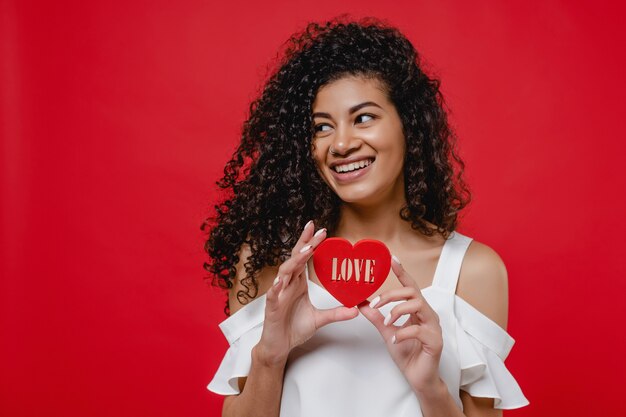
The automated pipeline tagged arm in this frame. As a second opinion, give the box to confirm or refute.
[418,241,509,417]
[221,222,358,417]
[222,251,285,417]
[222,345,287,417]
[456,241,510,417]
[359,241,509,417]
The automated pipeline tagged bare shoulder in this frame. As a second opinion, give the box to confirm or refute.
[228,243,279,315]
[456,239,509,330]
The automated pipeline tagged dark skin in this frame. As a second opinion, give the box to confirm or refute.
[222,76,508,417]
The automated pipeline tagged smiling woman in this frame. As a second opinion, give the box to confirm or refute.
[311,76,406,206]
[203,17,528,417]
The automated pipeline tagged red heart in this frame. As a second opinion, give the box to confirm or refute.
[312,238,391,307]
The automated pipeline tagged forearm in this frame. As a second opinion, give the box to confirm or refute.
[414,378,466,417]
[416,381,503,417]
[222,345,287,417]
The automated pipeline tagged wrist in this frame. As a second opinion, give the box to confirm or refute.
[252,343,289,369]
[412,377,449,403]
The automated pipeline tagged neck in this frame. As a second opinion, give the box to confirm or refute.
[334,194,410,243]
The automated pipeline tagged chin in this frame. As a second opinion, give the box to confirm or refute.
[334,189,379,205]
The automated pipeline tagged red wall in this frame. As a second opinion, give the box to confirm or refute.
[2,1,625,416]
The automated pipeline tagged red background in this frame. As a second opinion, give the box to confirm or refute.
[2,1,625,416]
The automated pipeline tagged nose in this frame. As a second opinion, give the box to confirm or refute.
[329,125,361,156]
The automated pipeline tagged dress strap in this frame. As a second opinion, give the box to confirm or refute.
[431,231,473,294]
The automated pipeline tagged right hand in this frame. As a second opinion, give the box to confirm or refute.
[255,220,359,366]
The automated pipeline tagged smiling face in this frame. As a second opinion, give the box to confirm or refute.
[311,75,407,207]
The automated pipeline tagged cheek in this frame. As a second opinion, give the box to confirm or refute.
[311,141,330,169]
[310,144,322,167]
[391,128,407,161]
[310,144,329,181]
[375,133,406,159]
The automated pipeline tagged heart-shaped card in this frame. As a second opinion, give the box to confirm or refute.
[312,238,391,307]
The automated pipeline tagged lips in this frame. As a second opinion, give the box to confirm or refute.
[329,157,375,182]
[333,158,374,173]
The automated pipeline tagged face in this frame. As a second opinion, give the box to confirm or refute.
[311,76,406,206]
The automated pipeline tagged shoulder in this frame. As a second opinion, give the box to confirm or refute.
[456,238,509,330]
[228,243,278,315]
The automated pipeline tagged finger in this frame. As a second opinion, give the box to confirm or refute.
[389,295,440,325]
[281,269,303,291]
[357,303,395,341]
[281,245,313,288]
[282,227,327,288]
[391,255,419,289]
[393,324,442,354]
[315,305,359,329]
[290,220,316,257]
[368,287,419,309]
[384,299,426,326]
[295,226,327,264]
[277,253,303,288]
[266,276,284,312]
[309,226,327,247]
[293,226,327,262]
[279,268,308,300]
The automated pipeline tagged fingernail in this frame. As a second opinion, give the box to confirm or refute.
[384,313,392,326]
[299,244,312,253]
[369,296,380,309]
[304,220,313,230]
[314,228,326,237]
[273,276,280,286]
[391,335,396,344]
[392,254,401,265]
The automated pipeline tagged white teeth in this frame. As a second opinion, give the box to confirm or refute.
[333,159,372,173]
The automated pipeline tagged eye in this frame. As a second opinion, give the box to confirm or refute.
[355,113,375,124]
[314,123,333,134]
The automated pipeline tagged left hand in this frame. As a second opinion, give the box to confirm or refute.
[358,256,444,394]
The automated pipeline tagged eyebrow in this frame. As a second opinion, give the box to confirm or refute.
[312,101,383,119]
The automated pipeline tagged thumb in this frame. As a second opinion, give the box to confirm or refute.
[358,302,395,341]
[315,305,359,329]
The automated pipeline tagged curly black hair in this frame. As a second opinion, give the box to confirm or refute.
[202,17,471,315]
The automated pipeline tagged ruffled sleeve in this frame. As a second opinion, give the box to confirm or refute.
[207,295,266,395]
[455,296,529,409]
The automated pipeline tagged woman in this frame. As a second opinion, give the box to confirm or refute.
[204,18,528,417]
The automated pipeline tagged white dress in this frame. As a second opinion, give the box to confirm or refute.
[208,231,529,416]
